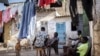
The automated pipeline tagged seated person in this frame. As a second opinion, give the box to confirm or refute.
[77,36,89,56]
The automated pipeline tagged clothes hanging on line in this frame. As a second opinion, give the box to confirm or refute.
[50,0,62,7]
[2,8,11,23]
[0,11,2,23]
[27,16,36,40]
[69,0,79,26]
[38,0,55,7]
[10,6,18,18]
[81,0,93,21]
[19,0,36,39]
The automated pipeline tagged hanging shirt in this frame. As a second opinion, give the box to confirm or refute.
[2,8,11,23]
[0,11,3,28]
[77,42,88,56]
[0,11,2,23]
[45,0,53,5]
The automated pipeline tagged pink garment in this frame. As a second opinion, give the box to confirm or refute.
[2,8,11,23]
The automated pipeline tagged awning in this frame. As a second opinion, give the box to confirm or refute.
[0,0,9,6]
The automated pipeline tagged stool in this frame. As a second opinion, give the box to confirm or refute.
[36,48,46,56]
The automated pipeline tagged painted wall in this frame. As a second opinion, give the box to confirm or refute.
[48,17,78,44]
[36,12,78,44]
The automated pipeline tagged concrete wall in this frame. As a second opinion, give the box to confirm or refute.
[47,17,78,44]
[36,11,78,44]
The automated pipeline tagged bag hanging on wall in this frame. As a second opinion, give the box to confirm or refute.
[50,0,62,7]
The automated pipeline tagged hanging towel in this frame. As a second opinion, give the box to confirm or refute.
[2,8,11,23]
[19,0,36,39]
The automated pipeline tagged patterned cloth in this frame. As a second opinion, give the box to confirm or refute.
[34,31,48,47]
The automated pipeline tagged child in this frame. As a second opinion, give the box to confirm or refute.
[15,39,21,56]
[47,32,59,56]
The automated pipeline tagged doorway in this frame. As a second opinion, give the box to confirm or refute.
[56,22,66,48]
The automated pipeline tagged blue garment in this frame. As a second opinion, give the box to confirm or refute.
[19,0,36,38]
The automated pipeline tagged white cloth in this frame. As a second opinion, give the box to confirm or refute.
[27,15,36,42]
[10,7,18,18]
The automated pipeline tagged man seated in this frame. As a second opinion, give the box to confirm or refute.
[63,30,82,56]
[77,36,89,56]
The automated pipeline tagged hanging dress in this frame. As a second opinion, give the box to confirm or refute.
[18,0,36,38]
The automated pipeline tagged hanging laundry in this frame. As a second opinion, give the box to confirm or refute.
[69,0,79,26]
[81,0,93,21]
[10,6,18,18]
[27,16,36,40]
[38,0,45,7]
[0,11,3,28]
[50,0,62,7]
[2,8,11,23]
[18,5,23,16]
[19,0,36,39]
[38,0,55,7]
[45,0,55,5]
[0,11,2,23]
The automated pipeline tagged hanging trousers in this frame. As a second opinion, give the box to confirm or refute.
[81,0,93,21]
[69,0,79,26]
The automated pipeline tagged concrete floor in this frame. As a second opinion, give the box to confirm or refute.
[0,48,63,56]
